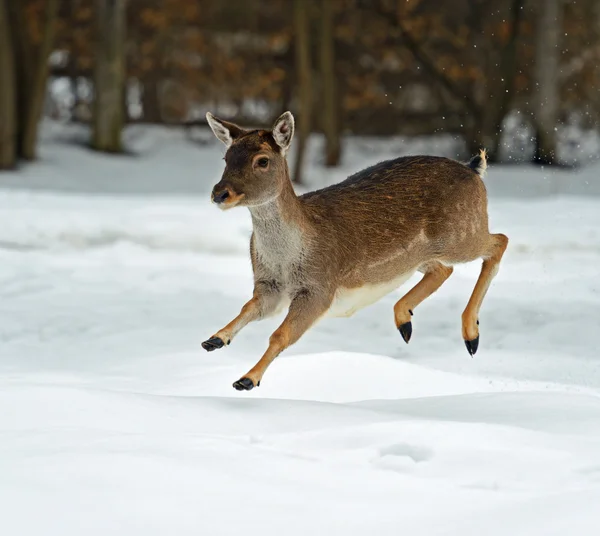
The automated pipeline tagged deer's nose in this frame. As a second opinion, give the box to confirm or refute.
[212,188,230,204]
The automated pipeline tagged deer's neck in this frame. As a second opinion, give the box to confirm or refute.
[249,175,306,265]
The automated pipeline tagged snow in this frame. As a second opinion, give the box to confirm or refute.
[1,122,600,535]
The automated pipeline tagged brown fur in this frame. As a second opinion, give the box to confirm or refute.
[204,112,508,390]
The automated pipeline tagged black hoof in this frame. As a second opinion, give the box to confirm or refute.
[464,336,479,357]
[399,321,412,344]
[202,337,225,352]
[232,377,255,391]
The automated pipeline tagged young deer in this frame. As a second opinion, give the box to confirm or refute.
[202,111,508,391]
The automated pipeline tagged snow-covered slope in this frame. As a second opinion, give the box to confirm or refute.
[1,126,600,535]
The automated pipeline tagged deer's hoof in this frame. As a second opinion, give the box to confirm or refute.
[202,337,225,352]
[233,377,256,391]
[398,321,412,344]
[464,336,479,357]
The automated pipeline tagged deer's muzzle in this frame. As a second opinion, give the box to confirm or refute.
[212,187,230,204]
[211,184,245,209]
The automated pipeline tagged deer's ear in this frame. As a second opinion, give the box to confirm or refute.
[272,111,295,154]
[206,112,247,147]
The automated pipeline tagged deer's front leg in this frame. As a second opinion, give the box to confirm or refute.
[232,289,333,391]
[202,280,282,352]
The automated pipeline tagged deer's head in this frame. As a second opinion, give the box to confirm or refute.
[206,112,295,210]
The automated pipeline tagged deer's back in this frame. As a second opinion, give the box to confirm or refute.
[300,156,490,288]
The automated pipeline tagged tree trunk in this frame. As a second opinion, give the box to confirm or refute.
[533,0,561,165]
[142,75,162,123]
[319,0,341,167]
[474,0,525,161]
[68,0,79,119]
[0,0,16,169]
[292,0,312,184]
[22,0,59,159]
[465,120,487,158]
[6,0,29,159]
[92,0,126,153]
[6,0,58,161]
[278,70,294,118]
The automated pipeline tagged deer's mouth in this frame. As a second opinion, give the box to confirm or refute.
[212,188,245,210]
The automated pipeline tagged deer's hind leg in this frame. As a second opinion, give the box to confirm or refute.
[462,233,509,355]
[393,261,454,343]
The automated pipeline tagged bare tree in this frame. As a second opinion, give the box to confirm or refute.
[23,0,59,159]
[4,0,59,162]
[92,0,126,153]
[0,0,16,169]
[320,0,341,167]
[533,0,562,164]
[480,0,525,159]
[388,0,524,160]
[292,0,312,184]
[141,74,162,123]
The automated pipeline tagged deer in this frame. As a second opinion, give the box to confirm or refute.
[202,111,508,391]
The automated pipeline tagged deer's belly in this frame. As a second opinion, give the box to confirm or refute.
[327,271,416,318]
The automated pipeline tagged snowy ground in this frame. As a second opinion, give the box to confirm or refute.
[1,124,600,535]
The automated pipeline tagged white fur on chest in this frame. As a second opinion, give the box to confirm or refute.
[254,224,302,274]
[327,270,416,318]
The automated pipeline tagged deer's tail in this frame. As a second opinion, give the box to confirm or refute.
[467,149,488,177]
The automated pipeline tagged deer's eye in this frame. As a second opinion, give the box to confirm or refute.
[257,157,269,168]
